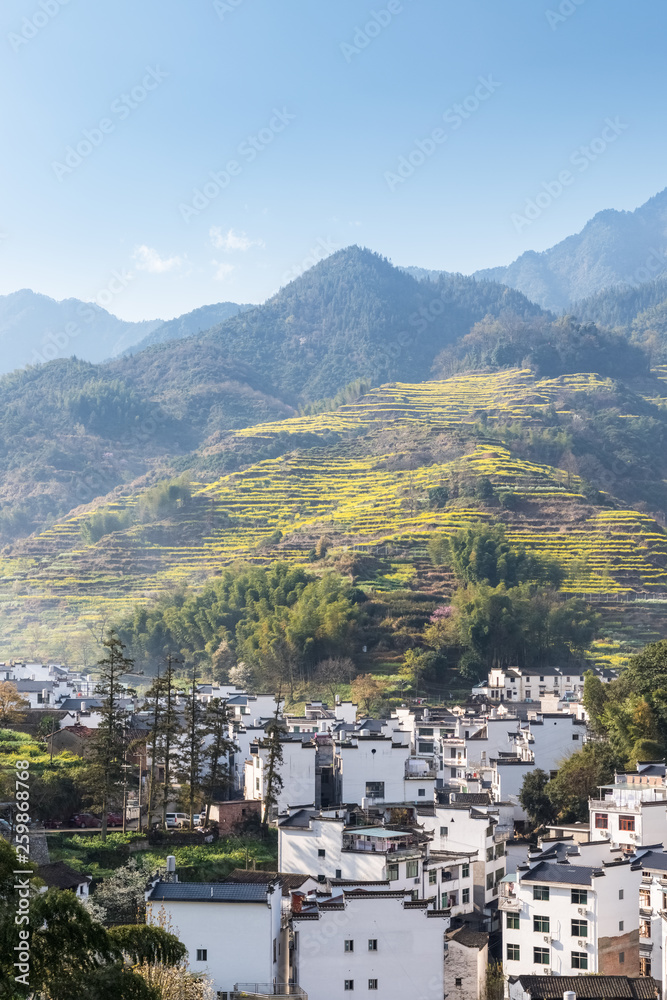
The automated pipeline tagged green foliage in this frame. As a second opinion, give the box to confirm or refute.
[427,485,449,509]
[107,925,186,966]
[433,312,648,379]
[433,523,564,589]
[519,769,555,829]
[117,562,364,684]
[546,742,620,822]
[81,510,134,544]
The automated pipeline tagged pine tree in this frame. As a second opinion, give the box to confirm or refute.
[261,693,284,831]
[159,655,182,829]
[202,698,238,826]
[90,631,134,841]
[176,663,205,829]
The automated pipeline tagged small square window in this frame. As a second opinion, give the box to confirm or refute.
[440,826,448,837]
[368,939,377,951]
[387,864,399,881]
[619,921,624,931]
[507,913,519,930]
[455,979,463,987]
[619,953,625,965]
[429,870,437,884]
[619,889,624,900]
[196,949,207,962]
[368,981,378,991]
[461,863,469,879]
[418,788,426,796]
[345,981,354,991]
[344,940,354,953]
[507,944,520,962]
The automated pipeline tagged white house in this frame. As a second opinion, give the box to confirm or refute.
[292,887,450,1000]
[501,855,642,978]
[589,780,667,849]
[446,925,489,1000]
[333,734,435,805]
[635,848,667,980]
[146,878,285,997]
[245,735,318,818]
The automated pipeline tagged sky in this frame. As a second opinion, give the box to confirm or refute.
[1,0,666,321]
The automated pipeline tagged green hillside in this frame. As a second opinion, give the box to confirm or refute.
[3,367,667,671]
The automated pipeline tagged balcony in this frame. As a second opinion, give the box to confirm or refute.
[232,987,306,999]
[498,888,521,912]
[640,906,653,917]
[405,767,436,779]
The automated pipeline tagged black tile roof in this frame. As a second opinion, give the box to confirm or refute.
[447,926,489,950]
[520,861,595,886]
[278,809,317,828]
[224,870,313,896]
[37,861,90,890]
[637,849,667,871]
[510,976,661,1000]
[148,882,273,902]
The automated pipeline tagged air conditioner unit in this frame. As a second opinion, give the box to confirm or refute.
[543,968,550,976]
[543,935,550,944]
[629,832,637,840]
[578,907,587,915]
[578,940,585,948]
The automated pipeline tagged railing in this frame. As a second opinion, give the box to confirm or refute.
[498,893,521,912]
[233,985,306,998]
[405,768,437,779]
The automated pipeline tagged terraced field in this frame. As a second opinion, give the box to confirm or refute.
[1,368,667,655]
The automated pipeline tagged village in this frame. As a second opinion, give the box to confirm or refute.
[2,656,665,1000]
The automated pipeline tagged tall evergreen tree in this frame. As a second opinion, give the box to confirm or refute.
[202,698,238,827]
[90,631,134,841]
[261,693,284,832]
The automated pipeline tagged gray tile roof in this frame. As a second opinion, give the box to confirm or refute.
[510,976,661,1000]
[637,849,667,871]
[148,881,273,902]
[520,861,595,886]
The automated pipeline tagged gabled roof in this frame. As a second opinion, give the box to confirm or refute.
[278,808,318,829]
[520,861,595,886]
[447,926,488,950]
[37,861,90,890]
[147,881,274,902]
[510,976,661,1000]
[224,870,313,896]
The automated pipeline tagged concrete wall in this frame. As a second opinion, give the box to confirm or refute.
[446,937,488,1000]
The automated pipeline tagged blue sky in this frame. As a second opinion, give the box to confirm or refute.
[1,0,665,321]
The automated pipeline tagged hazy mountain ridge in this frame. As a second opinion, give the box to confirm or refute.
[124,300,253,355]
[0,289,163,373]
[473,188,667,311]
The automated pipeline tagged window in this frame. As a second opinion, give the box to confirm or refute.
[461,863,469,879]
[368,982,378,991]
[318,849,326,858]
[486,826,493,838]
[525,690,531,698]
[406,860,418,878]
[196,949,207,961]
[345,982,354,991]
[368,940,377,951]
[495,843,505,858]
[619,921,624,931]
[640,920,651,939]
[441,893,448,909]
[486,873,494,890]
[507,944,520,961]
[507,913,520,930]
[345,940,354,953]
[534,915,550,933]
[619,953,625,965]
[429,870,437,884]
[595,813,608,829]
[462,888,470,904]
[495,868,504,884]
[572,952,588,970]
[533,886,549,901]
[418,788,426,797]
[411,889,419,900]
[273,939,277,963]
[534,948,549,965]
[572,734,579,741]
[365,781,384,798]
[255,777,260,791]
[440,826,448,837]
[640,889,651,907]
[420,727,434,736]
[455,979,463,987]
[619,889,624,900]
[640,957,652,978]
[486,847,494,862]
[335,869,342,879]
[571,919,587,937]
[387,863,399,881]
[619,815,635,832]
[418,742,434,754]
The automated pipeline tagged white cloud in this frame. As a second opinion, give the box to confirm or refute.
[132,245,182,273]
[209,226,264,252]
[212,260,235,281]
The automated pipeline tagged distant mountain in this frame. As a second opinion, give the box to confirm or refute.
[125,301,252,355]
[147,246,545,400]
[0,289,162,373]
[473,188,667,311]
[572,274,667,364]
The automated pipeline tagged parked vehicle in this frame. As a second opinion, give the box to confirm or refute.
[71,813,101,829]
[165,812,189,829]
[106,812,123,827]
